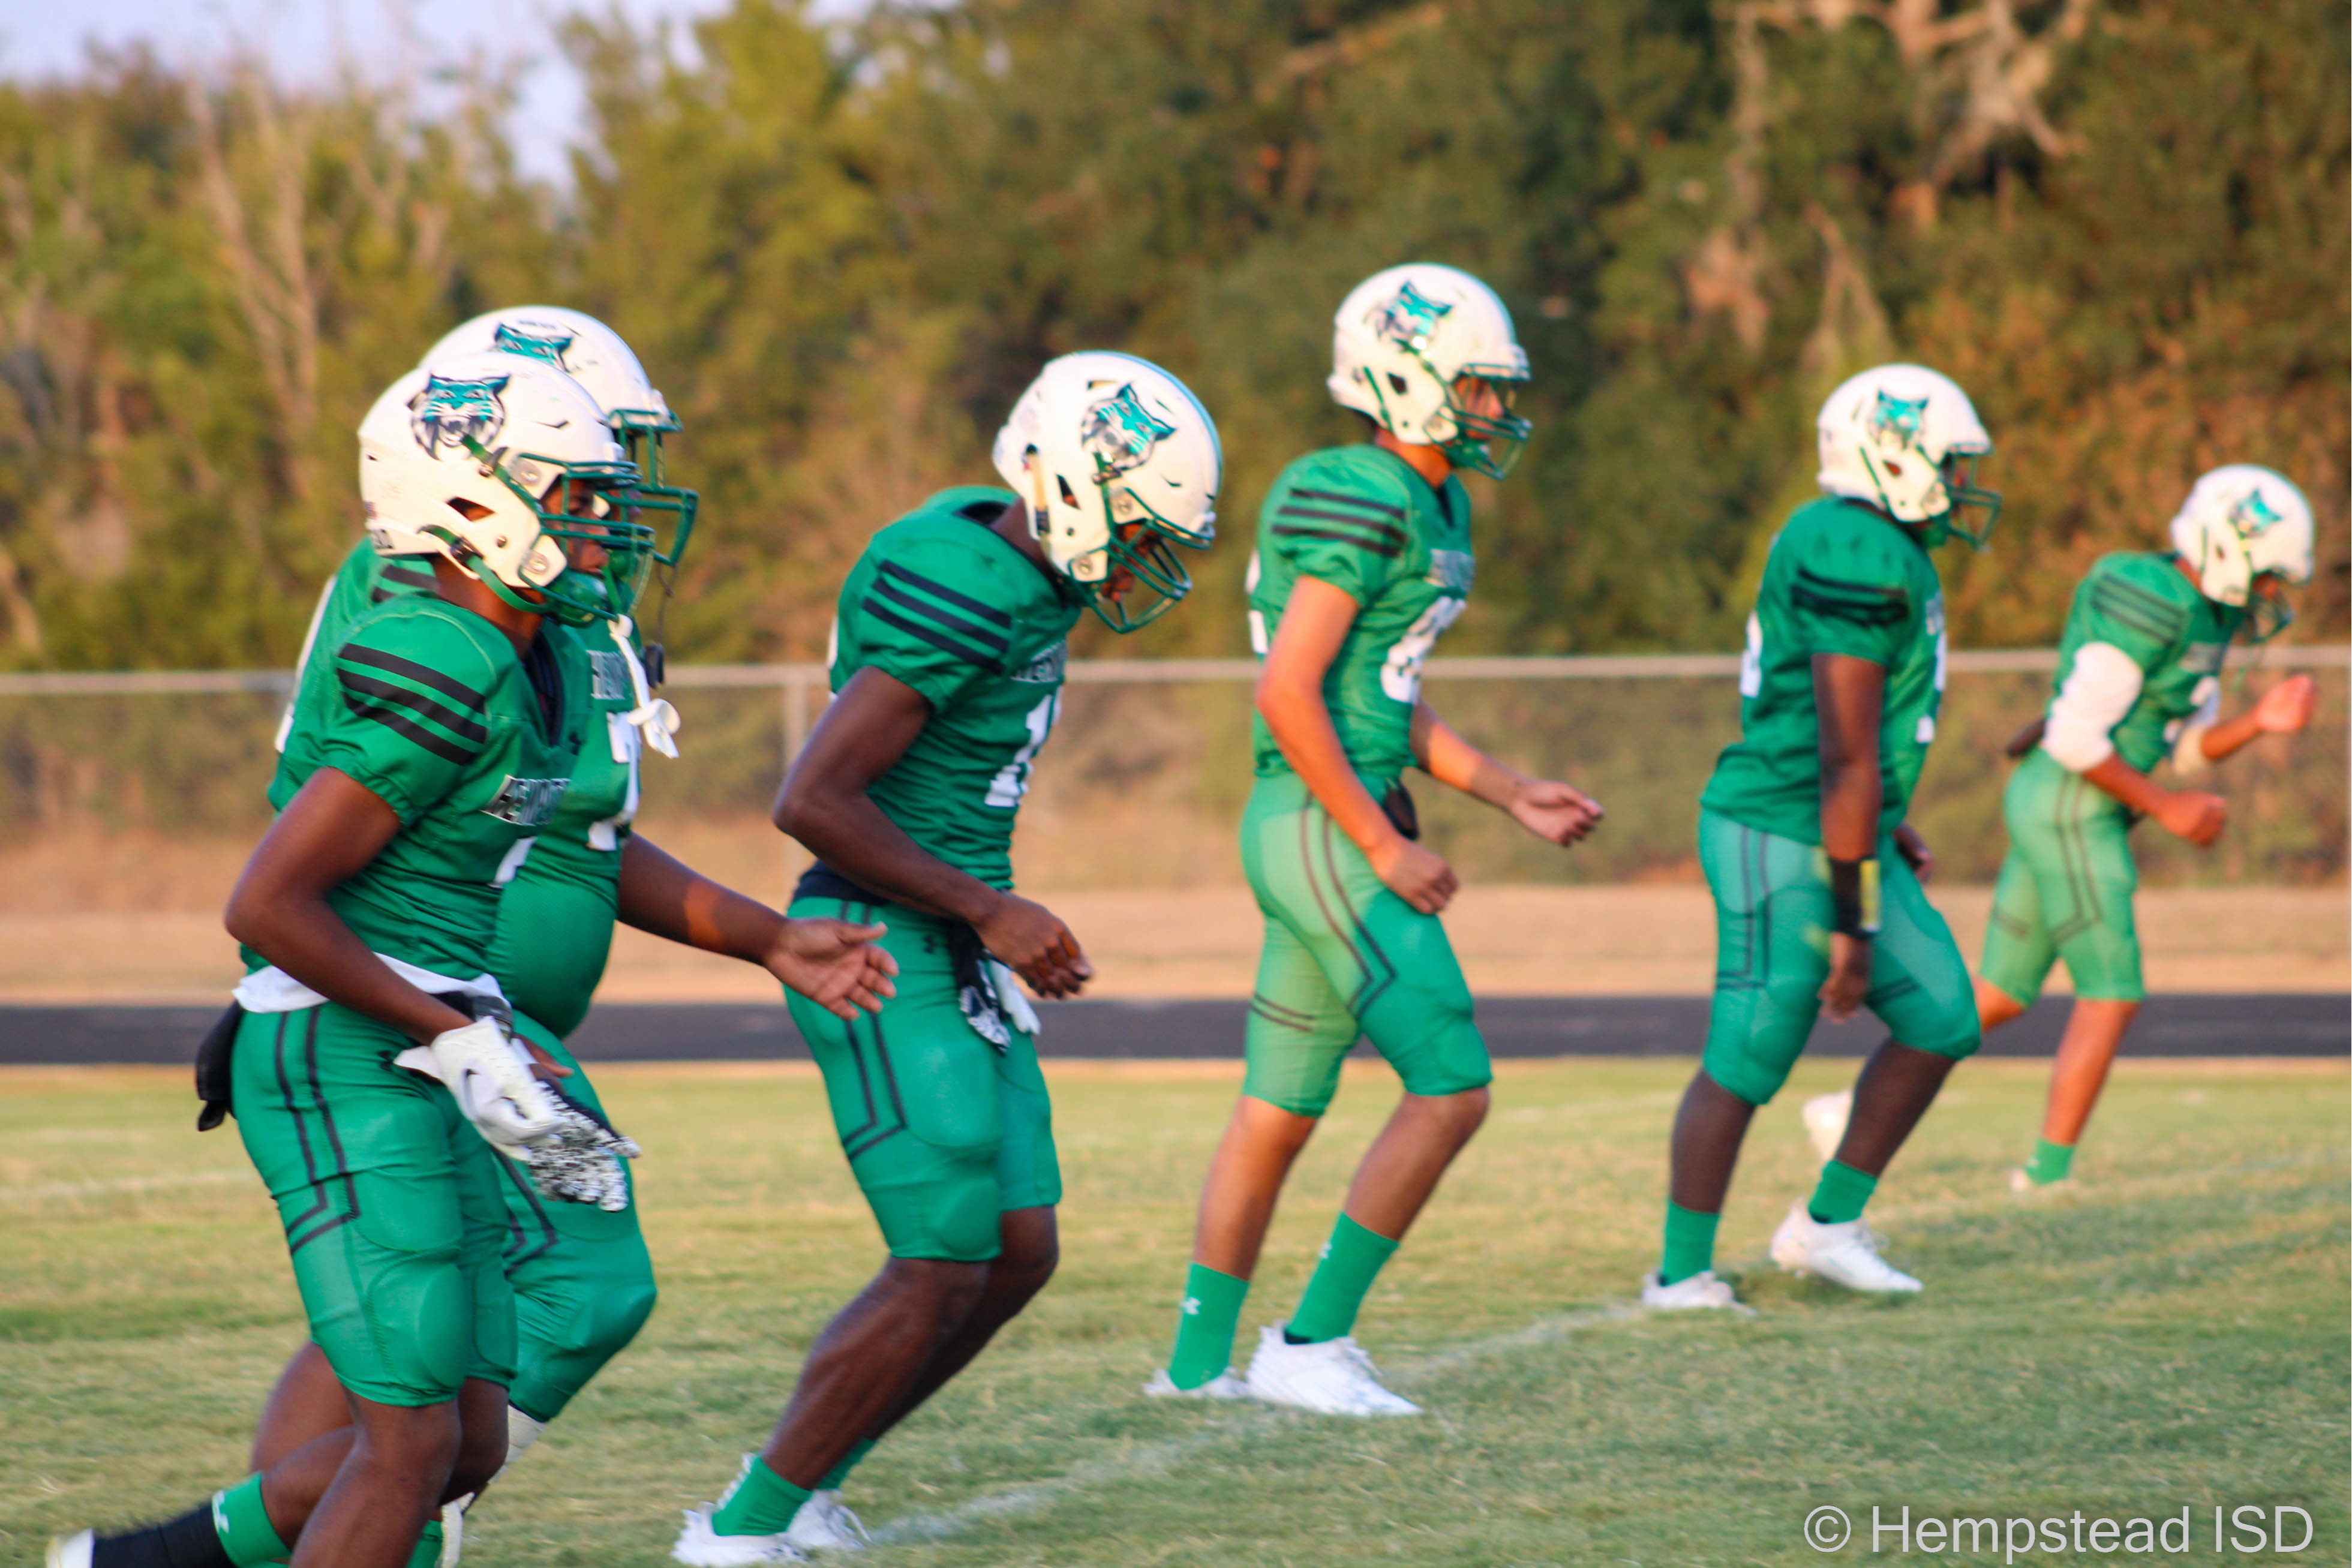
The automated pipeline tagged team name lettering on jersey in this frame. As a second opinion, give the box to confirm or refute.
[2180,641,2227,675]
[587,650,632,701]
[483,774,570,827]
[1426,549,1476,593]
[1011,639,1068,685]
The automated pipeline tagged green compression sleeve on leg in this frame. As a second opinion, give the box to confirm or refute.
[1659,1202,1721,1286]
[1287,1214,1401,1345]
[211,1474,289,1566]
[400,1521,443,1568]
[818,1438,877,1492]
[1167,1262,1249,1389]
[710,1455,812,1539]
[1808,1160,1879,1225]
[2023,1137,2075,1186]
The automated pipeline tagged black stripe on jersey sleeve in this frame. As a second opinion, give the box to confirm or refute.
[336,669,491,744]
[869,578,1011,657]
[1790,567,1909,626]
[380,563,437,591]
[863,599,1004,671]
[1287,486,1406,521]
[1270,523,1406,558]
[337,644,489,713]
[877,560,1014,628]
[1273,506,1410,548]
[338,693,484,766]
[2088,579,2190,642]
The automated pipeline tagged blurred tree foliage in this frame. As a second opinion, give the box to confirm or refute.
[0,0,2340,669]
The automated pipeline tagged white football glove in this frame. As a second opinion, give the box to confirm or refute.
[509,1095,642,1212]
[417,1016,566,1150]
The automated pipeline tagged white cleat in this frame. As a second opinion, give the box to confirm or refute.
[439,1498,467,1567]
[672,1506,809,1566]
[1244,1322,1420,1416]
[1142,1366,1250,1399]
[1639,1269,1752,1313]
[1770,1203,1922,1293]
[2008,1166,2070,1196]
[1802,1090,1854,1161]
[46,1531,93,1568]
[783,1491,869,1554]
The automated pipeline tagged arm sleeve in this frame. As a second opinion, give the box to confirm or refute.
[1782,530,1912,665]
[846,540,1017,710]
[1264,474,1411,606]
[313,614,500,824]
[2040,642,2145,772]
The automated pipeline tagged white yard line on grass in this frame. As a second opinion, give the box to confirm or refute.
[0,1169,257,1203]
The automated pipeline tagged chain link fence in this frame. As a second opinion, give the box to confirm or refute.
[0,651,2342,902]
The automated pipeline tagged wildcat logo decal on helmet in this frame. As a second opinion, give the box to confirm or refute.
[409,373,510,455]
[1372,280,1453,353]
[2226,486,2285,536]
[1079,385,1177,477]
[491,321,577,368]
[1867,391,1929,452]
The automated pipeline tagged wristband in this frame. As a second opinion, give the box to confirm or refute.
[1827,856,1881,938]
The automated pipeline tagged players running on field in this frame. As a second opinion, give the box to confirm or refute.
[1151,265,1603,1416]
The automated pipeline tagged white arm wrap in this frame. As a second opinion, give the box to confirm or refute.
[2169,683,2222,777]
[2039,641,2144,773]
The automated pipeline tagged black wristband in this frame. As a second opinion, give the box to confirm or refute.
[1827,856,1882,938]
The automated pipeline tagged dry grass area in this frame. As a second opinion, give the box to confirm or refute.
[0,825,2341,1002]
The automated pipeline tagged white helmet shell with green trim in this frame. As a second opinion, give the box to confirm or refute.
[990,352,1221,631]
[2168,463,2314,606]
[358,350,629,606]
[420,306,674,434]
[1328,263,1531,477]
[1816,364,1993,525]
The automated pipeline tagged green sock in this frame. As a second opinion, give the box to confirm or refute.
[210,1474,289,1566]
[401,1521,443,1568]
[1658,1201,1720,1285]
[2023,1137,2075,1185]
[1808,1159,1878,1225]
[709,1455,811,1538]
[1287,1214,1400,1344]
[818,1437,876,1492]
[1167,1262,1249,1389]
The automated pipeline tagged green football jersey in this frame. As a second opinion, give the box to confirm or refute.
[1701,496,1948,845]
[1246,444,1475,784]
[2047,552,2240,773]
[298,539,644,896]
[828,486,1083,891]
[262,596,586,980]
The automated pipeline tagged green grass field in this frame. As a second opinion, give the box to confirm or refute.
[3,1057,2345,1567]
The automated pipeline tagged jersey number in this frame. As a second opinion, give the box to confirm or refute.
[1380,597,1465,704]
[985,693,1061,809]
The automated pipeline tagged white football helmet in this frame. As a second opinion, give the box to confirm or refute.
[417,305,695,571]
[991,352,1221,632]
[356,351,652,626]
[1816,364,2000,546]
[1329,263,1531,479]
[2168,463,2314,641]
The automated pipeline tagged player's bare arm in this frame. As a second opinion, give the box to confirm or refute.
[776,662,1092,998]
[1410,699,1602,846]
[614,836,897,1019]
[224,769,475,1046]
[1813,651,1885,1023]
[2198,671,2318,760]
[1258,573,1458,914]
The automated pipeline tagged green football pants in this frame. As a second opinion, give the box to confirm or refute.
[1978,749,2146,1005]
[495,1011,657,1425]
[787,896,1061,1263]
[1238,773,1491,1119]
[1699,809,1979,1107]
[232,1002,517,1406]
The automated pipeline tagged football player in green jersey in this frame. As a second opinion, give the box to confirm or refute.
[1978,465,2317,1191]
[55,356,890,1568]
[1644,364,2001,1311]
[1152,265,1602,1417]
[671,353,1221,1565]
